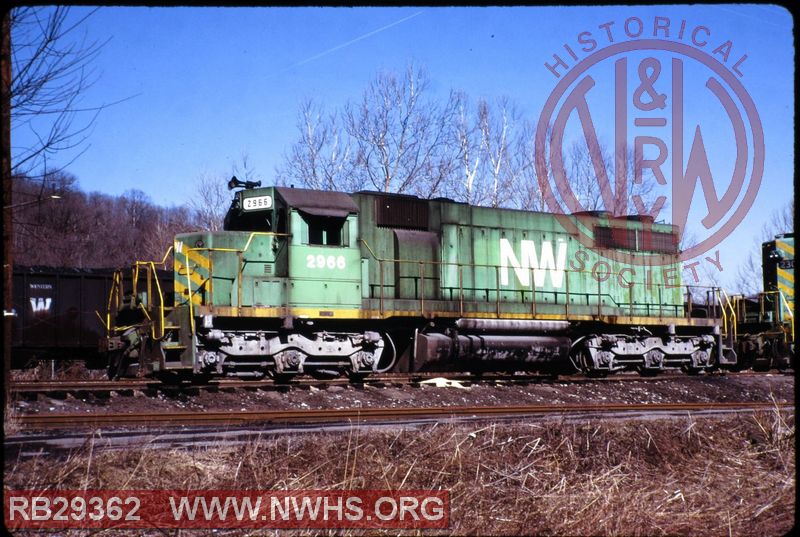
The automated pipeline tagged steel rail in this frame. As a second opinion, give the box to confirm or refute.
[16,401,793,429]
[8,370,782,395]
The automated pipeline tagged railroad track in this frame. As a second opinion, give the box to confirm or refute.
[14,401,794,430]
[11,370,771,395]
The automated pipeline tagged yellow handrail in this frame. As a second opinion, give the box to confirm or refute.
[777,289,794,342]
[184,250,195,335]
[180,232,290,311]
[716,287,737,340]
[105,270,124,337]
[182,232,289,255]
[132,261,169,339]
[131,248,174,340]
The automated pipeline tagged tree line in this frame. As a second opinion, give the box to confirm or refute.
[274,63,655,214]
[12,172,194,268]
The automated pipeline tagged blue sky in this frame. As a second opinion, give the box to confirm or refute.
[11,5,794,286]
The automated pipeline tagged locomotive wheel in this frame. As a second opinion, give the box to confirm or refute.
[269,372,297,384]
[348,372,369,383]
[154,370,195,385]
[578,349,607,377]
[681,365,703,375]
[191,374,213,385]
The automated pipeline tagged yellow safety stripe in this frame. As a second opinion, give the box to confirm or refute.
[186,249,210,270]
[778,280,794,297]
[776,240,795,256]
[777,267,794,284]
[174,280,204,305]
[175,260,208,289]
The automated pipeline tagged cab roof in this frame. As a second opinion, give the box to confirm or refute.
[275,186,359,218]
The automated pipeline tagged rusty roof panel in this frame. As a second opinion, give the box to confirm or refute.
[275,187,359,217]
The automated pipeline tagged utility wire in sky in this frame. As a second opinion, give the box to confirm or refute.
[285,10,424,70]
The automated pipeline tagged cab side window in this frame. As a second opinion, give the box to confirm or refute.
[302,214,348,246]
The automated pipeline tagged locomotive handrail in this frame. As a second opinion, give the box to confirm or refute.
[180,232,290,311]
[183,250,196,335]
[775,290,795,342]
[138,261,168,339]
[128,248,173,340]
[104,270,124,337]
[184,231,290,255]
[740,290,794,342]
[132,246,174,268]
[716,287,737,341]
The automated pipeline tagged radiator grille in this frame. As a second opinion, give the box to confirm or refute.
[375,195,428,230]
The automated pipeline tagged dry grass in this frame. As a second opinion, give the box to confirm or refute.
[11,360,106,381]
[3,403,21,437]
[4,409,795,536]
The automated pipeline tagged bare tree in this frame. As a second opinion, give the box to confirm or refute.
[343,63,459,197]
[13,173,193,268]
[9,7,109,177]
[561,139,655,216]
[734,199,794,295]
[449,91,481,204]
[142,205,193,266]
[5,7,108,383]
[474,97,521,208]
[276,99,355,192]
[508,118,547,212]
[189,172,229,231]
[189,156,258,231]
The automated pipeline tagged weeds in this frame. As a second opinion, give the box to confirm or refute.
[11,360,105,381]
[4,409,795,536]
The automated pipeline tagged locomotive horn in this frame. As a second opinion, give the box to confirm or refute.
[227,176,262,190]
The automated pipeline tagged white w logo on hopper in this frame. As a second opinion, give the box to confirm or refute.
[30,297,52,313]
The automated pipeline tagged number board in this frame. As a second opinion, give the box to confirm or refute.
[243,195,273,211]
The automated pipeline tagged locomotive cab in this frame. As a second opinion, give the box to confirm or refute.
[151,184,386,380]
[279,187,363,312]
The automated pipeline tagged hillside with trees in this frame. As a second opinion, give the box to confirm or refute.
[12,172,196,269]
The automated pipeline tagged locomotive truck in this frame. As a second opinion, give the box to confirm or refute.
[101,180,737,381]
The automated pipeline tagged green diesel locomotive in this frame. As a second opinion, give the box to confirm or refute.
[102,181,733,380]
[731,233,794,370]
